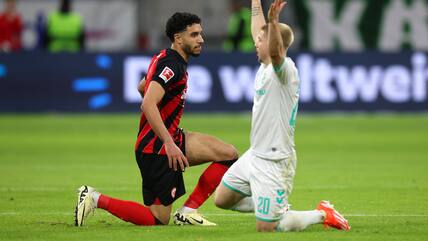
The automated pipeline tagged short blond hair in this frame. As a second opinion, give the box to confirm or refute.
[261,23,294,49]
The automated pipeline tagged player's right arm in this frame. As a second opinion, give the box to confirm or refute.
[138,77,146,98]
[251,0,266,42]
[268,0,286,68]
[138,77,146,111]
[142,81,189,171]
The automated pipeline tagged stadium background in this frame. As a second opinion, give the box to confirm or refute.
[1,0,427,241]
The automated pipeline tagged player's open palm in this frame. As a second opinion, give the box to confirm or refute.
[164,141,189,171]
[268,0,286,22]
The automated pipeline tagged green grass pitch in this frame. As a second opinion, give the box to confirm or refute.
[1,113,427,241]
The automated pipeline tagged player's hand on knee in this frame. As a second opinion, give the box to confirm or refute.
[165,141,189,171]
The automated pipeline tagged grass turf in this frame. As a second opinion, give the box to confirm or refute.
[0,113,427,241]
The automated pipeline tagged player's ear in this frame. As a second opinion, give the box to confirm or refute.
[174,33,183,45]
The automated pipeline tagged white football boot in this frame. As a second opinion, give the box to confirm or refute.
[74,185,96,226]
[173,208,216,226]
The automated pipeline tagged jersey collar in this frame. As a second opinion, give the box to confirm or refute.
[168,48,188,65]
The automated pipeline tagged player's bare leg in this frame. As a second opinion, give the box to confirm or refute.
[185,131,238,165]
[173,131,238,226]
[214,183,247,210]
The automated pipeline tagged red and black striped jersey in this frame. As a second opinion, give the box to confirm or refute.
[135,48,188,155]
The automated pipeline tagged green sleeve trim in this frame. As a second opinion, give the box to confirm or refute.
[273,58,285,73]
[221,180,251,197]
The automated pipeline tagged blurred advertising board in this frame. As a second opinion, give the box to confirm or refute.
[0,51,427,112]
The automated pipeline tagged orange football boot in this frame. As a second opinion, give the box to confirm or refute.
[317,200,350,231]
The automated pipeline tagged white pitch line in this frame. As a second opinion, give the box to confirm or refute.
[0,186,351,192]
[0,212,427,218]
[207,213,428,217]
[3,184,426,192]
[341,214,428,217]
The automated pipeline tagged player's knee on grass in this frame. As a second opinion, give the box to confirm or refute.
[214,184,242,209]
[156,215,170,225]
[214,195,230,210]
[214,190,229,209]
[151,212,170,225]
[256,221,277,232]
[149,206,172,225]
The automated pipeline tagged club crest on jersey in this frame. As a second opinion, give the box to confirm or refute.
[159,66,175,83]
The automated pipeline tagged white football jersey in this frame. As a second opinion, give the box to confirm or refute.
[250,57,300,160]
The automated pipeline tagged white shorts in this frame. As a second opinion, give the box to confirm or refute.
[221,149,297,222]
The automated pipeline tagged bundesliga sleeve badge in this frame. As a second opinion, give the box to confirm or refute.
[159,66,175,83]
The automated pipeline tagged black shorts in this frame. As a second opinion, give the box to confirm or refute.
[135,129,186,206]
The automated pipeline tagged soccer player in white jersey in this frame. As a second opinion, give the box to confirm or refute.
[214,0,350,232]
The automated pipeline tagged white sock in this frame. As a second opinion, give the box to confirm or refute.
[91,191,101,208]
[277,210,324,232]
[181,206,197,214]
[230,197,254,212]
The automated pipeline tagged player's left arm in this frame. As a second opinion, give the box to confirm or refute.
[267,0,286,69]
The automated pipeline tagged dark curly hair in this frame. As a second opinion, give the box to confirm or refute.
[165,12,201,42]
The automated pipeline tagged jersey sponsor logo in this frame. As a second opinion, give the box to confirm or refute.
[159,66,175,83]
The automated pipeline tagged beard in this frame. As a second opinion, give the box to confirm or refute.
[183,43,201,57]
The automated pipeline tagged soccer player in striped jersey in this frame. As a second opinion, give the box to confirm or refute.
[214,0,350,232]
[75,12,238,227]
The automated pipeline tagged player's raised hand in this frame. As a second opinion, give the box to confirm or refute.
[268,0,286,23]
[164,140,189,172]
